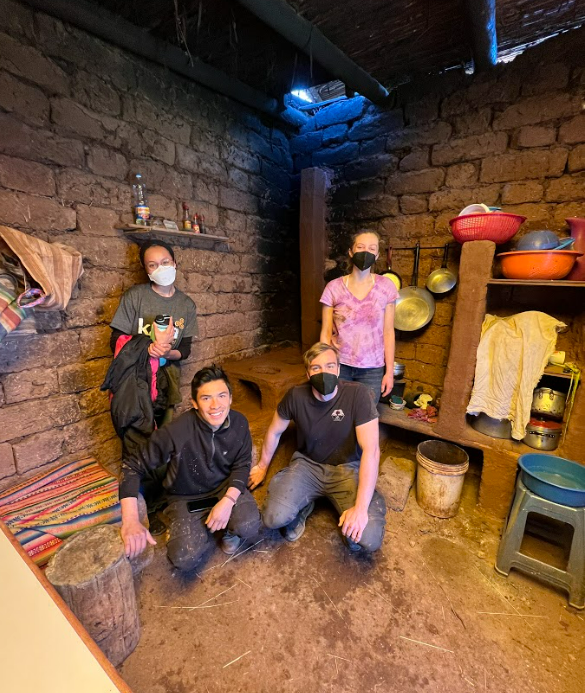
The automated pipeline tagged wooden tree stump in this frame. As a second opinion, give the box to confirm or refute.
[45,525,140,666]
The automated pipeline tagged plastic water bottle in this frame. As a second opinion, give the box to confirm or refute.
[132,173,150,225]
[153,314,171,366]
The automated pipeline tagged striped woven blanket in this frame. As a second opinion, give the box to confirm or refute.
[0,458,121,566]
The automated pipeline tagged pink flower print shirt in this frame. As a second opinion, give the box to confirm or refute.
[320,275,398,368]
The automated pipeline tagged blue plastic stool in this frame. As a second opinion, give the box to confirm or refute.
[495,479,585,609]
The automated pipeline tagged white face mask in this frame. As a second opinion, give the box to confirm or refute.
[148,265,176,286]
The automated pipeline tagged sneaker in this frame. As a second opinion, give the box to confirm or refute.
[147,512,167,536]
[345,537,363,553]
[283,501,315,542]
[221,531,243,555]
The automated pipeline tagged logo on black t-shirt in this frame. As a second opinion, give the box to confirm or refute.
[331,409,345,422]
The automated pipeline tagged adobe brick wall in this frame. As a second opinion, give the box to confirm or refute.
[0,0,299,488]
[291,30,585,400]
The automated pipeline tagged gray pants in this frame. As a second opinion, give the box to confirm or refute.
[263,453,386,552]
[166,489,262,571]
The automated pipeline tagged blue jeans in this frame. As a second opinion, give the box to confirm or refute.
[339,364,385,402]
[263,454,386,552]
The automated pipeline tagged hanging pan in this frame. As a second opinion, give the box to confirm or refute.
[394,242,435,331]
[426,243,457,294]
[382,246,402,290]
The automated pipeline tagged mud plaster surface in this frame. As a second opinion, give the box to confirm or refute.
[118,424,585,693]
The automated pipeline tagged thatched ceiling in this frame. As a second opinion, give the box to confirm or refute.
[86,0,585,99]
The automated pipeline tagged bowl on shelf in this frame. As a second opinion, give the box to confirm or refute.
[497,250,583,280]
[449,213,526,244]
[459,203,490,216]
[516,230,559,251]
[389,396,406,410]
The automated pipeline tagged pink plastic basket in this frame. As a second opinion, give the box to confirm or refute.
[449,213,526,244]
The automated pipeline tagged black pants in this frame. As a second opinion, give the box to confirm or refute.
[166,489,262,571]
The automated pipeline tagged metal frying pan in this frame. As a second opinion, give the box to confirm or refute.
[382,246,402,290]
[395,243,435,331]
[426,243,457,294]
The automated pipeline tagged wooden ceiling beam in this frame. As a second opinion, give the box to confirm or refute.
[234,0,390,104]
[21,0,284,117]
[464,0,498,71]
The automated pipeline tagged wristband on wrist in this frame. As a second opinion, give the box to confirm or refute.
[224,493,237,505]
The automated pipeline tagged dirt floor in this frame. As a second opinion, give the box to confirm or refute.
[117,410,585,693]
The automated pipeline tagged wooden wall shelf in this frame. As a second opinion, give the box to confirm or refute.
[378,404,534,455]
[488,278,585,287]
[377,404,437,437]
[120,225,231,250]
[542,365,577,380]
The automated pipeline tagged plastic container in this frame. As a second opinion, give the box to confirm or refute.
[416,440,469,518]
[516,230,559,251]
[132,173,149,225]
[449,213,526,244]
[497,249,582,280]
[459,203,490,216]
[518,454,585,507]
[566,217,585,280]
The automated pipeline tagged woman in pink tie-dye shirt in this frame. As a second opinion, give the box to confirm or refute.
[320,231,398,401]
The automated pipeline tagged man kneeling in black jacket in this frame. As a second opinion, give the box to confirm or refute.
[120,365,262,570]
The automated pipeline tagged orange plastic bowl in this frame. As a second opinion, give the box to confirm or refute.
[497,250,583,280]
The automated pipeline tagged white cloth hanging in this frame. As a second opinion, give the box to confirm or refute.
[467,311,566,440]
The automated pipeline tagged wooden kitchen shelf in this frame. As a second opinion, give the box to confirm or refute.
[378,403,535,455]
[488,278,585,287]
[542,365,578,380]
[377,403,437,437]
[120,225,231,250]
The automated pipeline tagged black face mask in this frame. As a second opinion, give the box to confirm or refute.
[351,251,376,271]
[309,372,338,396]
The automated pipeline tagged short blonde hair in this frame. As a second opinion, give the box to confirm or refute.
[303,342,340,371]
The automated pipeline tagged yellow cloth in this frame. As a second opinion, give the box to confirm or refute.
[467,311,566,440]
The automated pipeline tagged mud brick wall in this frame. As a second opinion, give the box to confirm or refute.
[290,30,585,399]
[0,0,299,488]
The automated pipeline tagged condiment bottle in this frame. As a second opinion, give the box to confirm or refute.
[182,202,191,230]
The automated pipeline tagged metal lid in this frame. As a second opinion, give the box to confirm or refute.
[533,387,566,397]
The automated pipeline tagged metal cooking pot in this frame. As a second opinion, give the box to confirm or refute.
[523,419,563,451]
[395,243,435,331]
[393,362,405,378]
[531,387,566,420]
[426,243,457,294]
[469,413,512,439]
